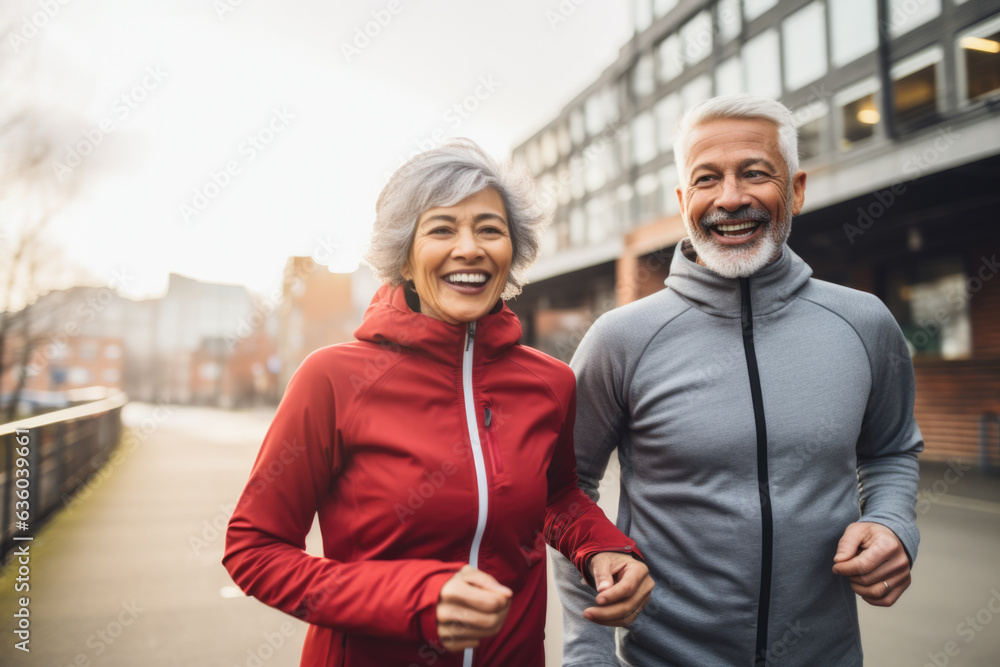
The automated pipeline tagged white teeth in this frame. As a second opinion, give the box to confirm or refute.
[716,221,759,232]
[446,273,488,284]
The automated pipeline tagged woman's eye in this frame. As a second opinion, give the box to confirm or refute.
[429,227,452,235]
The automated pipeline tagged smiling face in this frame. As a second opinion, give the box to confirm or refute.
[676,117,806,278]
[401,187,513,325]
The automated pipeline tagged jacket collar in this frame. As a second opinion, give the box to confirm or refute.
[665,238,813,318]
[353,283,522,365]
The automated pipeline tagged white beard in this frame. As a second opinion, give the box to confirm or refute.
[685,194,794,279]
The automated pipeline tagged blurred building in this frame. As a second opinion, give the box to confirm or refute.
[277,257,379,392]
[509,0,1000,465]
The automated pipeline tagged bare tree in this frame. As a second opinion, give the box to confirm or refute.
[0,7,94,419]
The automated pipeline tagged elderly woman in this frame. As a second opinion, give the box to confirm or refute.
[223,139,653,666]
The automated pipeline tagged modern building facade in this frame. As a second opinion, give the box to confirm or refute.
[510,0,1000,466]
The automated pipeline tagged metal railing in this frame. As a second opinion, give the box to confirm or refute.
[0,391,128,561]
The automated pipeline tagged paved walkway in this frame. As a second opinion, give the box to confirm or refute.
[0,403,311,667]
[0,404,998,666]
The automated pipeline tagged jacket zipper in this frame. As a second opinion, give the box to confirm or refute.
[483,404,503,475]
[462,321,489,667]
[740,277,773,667]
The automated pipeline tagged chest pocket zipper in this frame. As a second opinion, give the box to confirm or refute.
[483,404,504,476]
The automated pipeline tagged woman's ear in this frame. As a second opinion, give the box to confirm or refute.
[400,263,412,281]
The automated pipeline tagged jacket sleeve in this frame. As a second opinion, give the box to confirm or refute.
[550,317,633,666]
[855,307,924,563]
[222,349,462,645]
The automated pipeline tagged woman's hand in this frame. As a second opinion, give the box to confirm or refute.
[436,565,513,652]
[584,552,655,627]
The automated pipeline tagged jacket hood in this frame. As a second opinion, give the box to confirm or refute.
[354,283,523,365]
[666,238,813,318]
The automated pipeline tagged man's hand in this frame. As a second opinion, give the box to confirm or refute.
[436,566,512,652]
[832,522,911,607]
[583,552,655,626]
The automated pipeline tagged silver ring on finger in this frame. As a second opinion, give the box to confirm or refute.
[882,580,889,593]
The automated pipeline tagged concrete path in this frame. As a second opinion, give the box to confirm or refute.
[0,404,998,666]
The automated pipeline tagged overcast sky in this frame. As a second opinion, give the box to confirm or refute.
[6,0,633,300]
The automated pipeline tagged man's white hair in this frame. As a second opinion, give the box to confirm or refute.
[673,94,799,181]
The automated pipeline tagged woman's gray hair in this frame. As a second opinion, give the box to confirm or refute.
[673,94,799,181]
[364,138,548,300]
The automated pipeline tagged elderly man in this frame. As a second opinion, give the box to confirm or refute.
[553,93,923,666]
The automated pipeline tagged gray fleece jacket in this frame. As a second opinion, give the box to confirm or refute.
[554,240,923,666]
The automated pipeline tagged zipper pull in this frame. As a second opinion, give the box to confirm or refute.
[466,321,476,351]
[484,405,492,427]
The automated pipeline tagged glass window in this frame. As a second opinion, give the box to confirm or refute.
[892,47,942,126]
[603,84,621,124]
[569,206,587,247]
[79,341,98,360]
[617,184,635,230]
[632,111,657,165]
[585,93,604,137]
[540,224,559,256]
[586,195,612,244]
[635,0,653,33]
[569,108,586,146]
[541,131,559,168]
[526,141,542,175]
[715,54,744,97]
[570,157,586,200]
[660,164,680,215]
[585,144,606,192]
[886,257,971,359]
[557,122,572,156]
[600,136,620,181]
[654,0,678,18]
[835,78,880,150]
[556,167,572,206]
[887,0,940,39]
[782,2,827,92]
[102,368,120,383]
[658,34,684,83]
[104,343,122,359]
[743,0,778,22]
[539,174,559,215]
[617,124,632,172]
[718,0,742,43]
[655,93,682,154]
[68,367,91,385]
[743,29,781,99]
[958,15,1000,104]
[680,11,713,67]
[830,0,877,67]
[636,173,661,222]
[682,75,713,114]
[793,100,829,161]
[633,53,656,100]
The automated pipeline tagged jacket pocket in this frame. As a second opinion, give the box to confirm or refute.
[483,402,504,477]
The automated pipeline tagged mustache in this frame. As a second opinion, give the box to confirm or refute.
[699,206,771,229]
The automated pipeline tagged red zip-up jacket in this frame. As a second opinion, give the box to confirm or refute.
[223,284,638,666]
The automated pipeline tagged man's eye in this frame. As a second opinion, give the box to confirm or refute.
[745,170,767,179]
[694,175,716,184]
